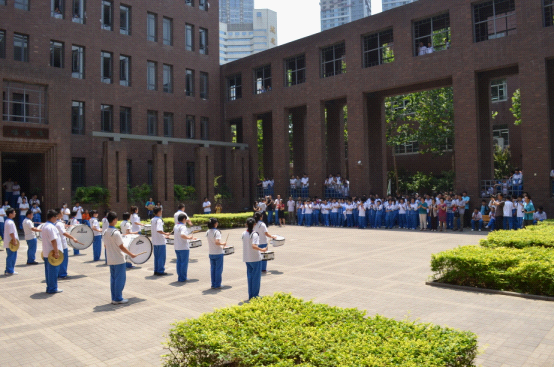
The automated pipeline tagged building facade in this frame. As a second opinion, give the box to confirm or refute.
[382,0,417,12]
[321,0,371,31]
[219,0,254,25]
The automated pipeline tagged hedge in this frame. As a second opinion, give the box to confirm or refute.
[430,245,554,296]
[480,221,554,249]
[164,293,477,367]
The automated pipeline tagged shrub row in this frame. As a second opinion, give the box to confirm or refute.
[480,221,554,249]
[164,293,477,367]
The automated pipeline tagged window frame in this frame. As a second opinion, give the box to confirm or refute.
[284,54,306,87]
[473,0,516,43]
[71,45,85,79]
[14,0,30,11]
[362,28,394,68]
[2,81,48,124]
[200,117,209,140]
[147,12,157,42]
[186,162,195,187]
[51,0,65,18]
[13,33,29,62]
[71,100,85,135]
[199,72,208,99]
[186,24,194,51]
[101,51,113,84]
[490,78,508,102]
[544,0,554,27]
[163,17,173,46]
[199,0,206,11]
[147,110,158,136]
[72,0,86,24]
[163,112,174,137]
[50,40,64,68]
[493,124,510,146]
[163,64,173,93]
[0,30,6,59]
[120,4,131,35]
[413,12,451,56]
[119,106,131,134]
[186,115,195,139]
[119,55,130,86]
[394,141,419,155]
[227,74,242,101]
[320,42,346,78]
[199,28,208,54]
[147,61,157,91]
[185,69,195,97]
[71,158,86,192]
[253,64,272,94]
[101,0,113,31]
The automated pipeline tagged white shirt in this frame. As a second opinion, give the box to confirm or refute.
[358,204,365,217]
[516,202,524,217]
[12,184,20,195]
[62,207,70,221]
[4,218,17,248]
[503,200,514,217]
[304,204,312,215]
[426,46,434,54]
[151,217,166,246]
[19,202,29,216]
[203,201,211,213]
[55,221,69,249]
[418,46,427,55]
[290,178,296,187]
[301,177,309,187]
[242,231,261,263]
[399,203,407,214]
[174,223,190,251]
[287,200,295,212]
[70,218,79,226]
[102,217,109,235]
[254,221,268,245]
[17,196,27,205]
[207,228,223,255]
[120,220,131,235]
[73,206,83,219]
[0,207,5,223]
[91,218,102,236]
[174,210,187,225]
[23,218,36,241]
[130,213,141,233]
[41,221,63,255]
[104,228,125,265]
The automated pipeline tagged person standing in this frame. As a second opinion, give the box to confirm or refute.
[502,196,514,230]
[72,203,83,224]
[3,178,14,209]
[174,214,197,282]
[11,181,21,210]
[152,207,170,276]
[23,210,41,264]
[462,192,471,229]
[31,203,42,227]
[287,197,296,225]
[55,210,80,279]
[41,210,64,293]
[523,196,535,228]
[4,208,18,275]
[62,203,70,223]
[202,197,212,215]
[174,203,193,227]
[18,197,29,230]
[90,210,103,261]
[145,198,155,219]
[206,217,227,289]
[418,198,428,231]
[254,212,276,273]
[242,217,267,300]
[437,198,447,232]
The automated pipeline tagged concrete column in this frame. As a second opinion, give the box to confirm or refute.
[195,146,215,202]
[271,107,290,196]
[347,92,370,196]
[102,141,128,214]
[305,100,326,198]
[231,149,251,210]
[151,144,174,209]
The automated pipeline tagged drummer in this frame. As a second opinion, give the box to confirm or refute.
[207,217,227,289]
[174,213,198,282]
[152,206,171,276]
[253,212,277,273]
[174,204,193,227]
[130,206,142,234]
[3,208,18,275]
[120,212,139,269]
[56,209,80,279]
[23,210,41,265]
[90,210,103,261]
[41,210,64,293]
[69,211,80,256]
[103,211,139,305]
[243,217,267,300]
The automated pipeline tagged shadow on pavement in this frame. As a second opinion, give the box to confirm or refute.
[201,285,233,295]
[30,292,56,299]
[93,297,146,312]
[144,273,174,280]
[169,279,199,287]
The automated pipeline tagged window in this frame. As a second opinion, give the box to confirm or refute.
[120,106,131,134]
[473,0,516,42]
[200,117,209,140]
[71,158,86,192]
[185,69,194,96]
[395,141,419,155]
[101,51,113,83]
[71,101,84,135]
[199,0,206,11]
[126,159,132,186]
[185,0,193,6]
[72,0,85,24]
[414,13,451,56]
[186,115,195,138]
[50,41,64,68]
[200,72,208,99]
[147,160,153,185]
[321,42,346,78]
[163,64,173,93]
[284,54,306,87]
[147,61,157,90]
[442,137,453,152]
[14,0,29,10]
[2,81,47,124]
[227,74,242,101]
[199,28,208,54]
[546,0,554,27]
[147,110,157,136]
[186,24,194,51]
[120,5,131,35]
[147,12,157,42]
[491,79,507,102]
[363,28,394,68]
[0,0,6,4]
[254,65,271,94]
[493,125,510,146]
[13,33,29,62]
[163,17,173,45]
[51,0,64,18]
[71,45,84,78]
[101,1,113,31]
[119,55,130,86]
[0,31,6,59]
[186,162,195,187]
[163,112,173,137]
[100,104,113,132]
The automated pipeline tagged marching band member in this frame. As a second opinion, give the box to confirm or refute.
[174,203,193,227]
[152,207,170,276]
[41,210,64,293]
[206,217,227,288]
[69,211,80,255]
[56,209,80,279]
[23,210,41,265]
[174,213,197,282]
[130,206,142,234]
[102,209,111,264]
[243,217,267,300]
[90,210,103,261]
[254,212,276,273]
[4,208,18,275]
[120,212,139,269]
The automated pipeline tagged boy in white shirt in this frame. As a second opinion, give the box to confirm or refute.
[202,198,212,214]
[152,207,171,276]
[23,210,41,264]
[502,196,514,230]
[73,203,83,224]
[41,210,64,293]
[18,197,29,230]
[4,208,18,275]
[90,210,103,261]
[174,203,193,227]
[174,214,198,283]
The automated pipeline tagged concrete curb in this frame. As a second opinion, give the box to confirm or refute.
[425,281,554,302]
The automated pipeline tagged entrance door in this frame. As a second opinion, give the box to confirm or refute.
[1,153,44,204]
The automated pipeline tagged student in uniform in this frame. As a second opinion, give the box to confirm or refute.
[254,212,276,273]
[357,200,366,229]
[296,198,303,226]
[18,197,29,229]
[243,217,267,300]
[62,203,70,223]
[311,200,320,227]
[102,209,111,264]
[4,208,18,275]
[23,210,41,265]
[303,200,312,227]
[56,210,80,279]
[206,217,227,288]
[152,207,171,276]
[287,197,296,225]
[174,214,198,282]
[104,211,139,305]
[31,202,41,227]
[202,198,212,215]
[41,210,64,293]
[321,200,331,227]
[2,178,14,209]
[11,181,21,210]
[120,212,139,269]
[69,211,80,255]
[345,200,354,228]
[90,210,103,261]
[0,204,5,243]
[73,203,84,224]
[174,203,193,227]
[129,206,142,235]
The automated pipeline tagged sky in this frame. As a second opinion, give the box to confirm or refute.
[254,0,383,46]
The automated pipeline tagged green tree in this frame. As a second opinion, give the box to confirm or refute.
[510,88,521,126]
[494,145,514,179]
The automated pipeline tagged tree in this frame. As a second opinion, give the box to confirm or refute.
[510,88,521,126]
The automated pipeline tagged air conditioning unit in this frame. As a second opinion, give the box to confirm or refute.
[493,137,505,149]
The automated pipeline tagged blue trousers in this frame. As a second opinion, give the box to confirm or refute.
[33,214,41,225]
[399,214,406,228]
[488,218,496,230]
[5,247,17,274]
[44,257,60,293]
[346,214,353,227]
[274,210,279,225]
[246,261,262,300]
[73,249,80,255]
[471,219,483,231]
[385,212,392,228]
[358,216,366,229]
[27,238,37,263]
[154,245,166,273]
[19,214,24,229]
[312,210,319,226]
[517,217,523,229]
[209,254,224,288]
[297,210,303,226]
[267,210,274,224]
[504,217,513,230]
[353,210,359,225]
[305,214,312,227]
[259,244,268,271]
[110,263,126,302]
[0,222,3,239]
[375,212,383,228]
[446,213,454,229]
[93,236,102,261]
[175,249,190,282]
[330,212,336,226]
[5,192,12,209]
[455,215,462,229]
[58,248,69,278]
[323,214,330,226]
[12,194,19,210]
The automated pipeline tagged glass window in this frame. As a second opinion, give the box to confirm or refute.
[147,12,157,42]
[163,17,173,45]
[414,13,451,56]
[119,55,130,86]
[147,160,153,185]
[186,24,194,51]
[120,5,131,35]
[71,158,86,192]
[50,41,64,68]
[186,115,195,138]
[545,0,554,27]
[473,0,516,42]
[284,54,306,87]
[363,28,394,68]
[120,106,131,134]
[14,0,29,11]
[493,124,510,146]
[127,159,132,186]
[321,42,346,78]
[163,112,173,137]
[51,0,64,18]
[100,104,113,132]
[227,74,242,101]
[102,1,113,31]
[186,162,195,187]
[199,28,208,54]
[185,0,193,6]
[200,117,209,140]
[185,69,194,96]
[254,65,271,94]
[101,51,112,83]
[395,141,419,155]
[200,72,208,99]
[71,101,84,135]
[13,33,29,62]
[147,110,157,136]
[163,64,173,93]
[491,79,507,102]
[0,30,6,59]
[72,45,84,79]
[2,81,48,124]
[72,0,85,24]
[199,0,206,11]
[147,61,157,90]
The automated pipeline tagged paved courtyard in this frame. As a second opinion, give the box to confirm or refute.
[1,225,553,367]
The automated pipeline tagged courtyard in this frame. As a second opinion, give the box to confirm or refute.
[1,226,553,367]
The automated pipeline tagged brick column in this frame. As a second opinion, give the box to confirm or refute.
[326,101,346,178]
[365,94,387,196]
[305,100,326,198]
[196,146,215,202]
[231,148,251,210]
[152,144,174,209]
[102,141,128,214]
[271,107,289,197]
[347,92,371,196]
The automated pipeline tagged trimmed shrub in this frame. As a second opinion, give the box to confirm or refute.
[164,293,477,367]
[480,221,554,249]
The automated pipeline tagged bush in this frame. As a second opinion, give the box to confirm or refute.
[480,222,554,249]
[174,185,196,201]
[156,213,252,233]
[73,186,110,208]
[128,184,152,204]
[164,293,477,367]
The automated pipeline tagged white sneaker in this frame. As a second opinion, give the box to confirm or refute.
[112,299,129,305]
[479,229,481,231]
[4,271,18,275]
[471,229,474,231]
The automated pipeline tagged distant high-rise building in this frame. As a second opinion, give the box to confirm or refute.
[220,0,254,24]
[382,0,418,12]
[320,0,371,31]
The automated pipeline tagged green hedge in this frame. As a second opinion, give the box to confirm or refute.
[164,293,477,367]
[480,221,554,249]
[431,245,554,296]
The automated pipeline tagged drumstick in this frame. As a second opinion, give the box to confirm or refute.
[225,233,229,243]
[135,251,147,257]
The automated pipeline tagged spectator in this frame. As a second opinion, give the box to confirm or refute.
[287,197,296,225]
[418,42,427,56]
[3,178,14,208]
[533,207,547,224]
[485,206,496,230]
[426,42,434,54]
[523,196,535,227]
[145,198,155,219]
[471,208,483,231]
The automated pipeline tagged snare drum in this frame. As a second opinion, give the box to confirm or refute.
[271,235,285,247]
[36,223,45,240]
[166,237,174,245]
[190,225,202,232]
[124,235,153,264]
[261,251,275,261]
[223,246,235,255]
[68,224,94,250]
[189,239,202,248]
[142,224,152,236]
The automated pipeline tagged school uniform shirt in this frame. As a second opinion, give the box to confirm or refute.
[104,228,125,266]
[174,223,191,251]
[203,201,211,213]
[102,217,109,235]
[287,200,295,212]
[534,212,547,221]
[503,200,514,217]
[70,218,79,226]
[0,207,5,223]
[151,217,166,246]
[73,206,83,220]
[207,228,223,255]
[321,204,330,215]
[331,203,339,213]
[345,205,353,214]
[130,213,141,233]
[301,177,309,187]
[32,207,41,215]
[41,222,63,255]
[516,202,525,218]
[17,196,28,206]
[254,221,269,245]
[399,203,407,214]
[472,212,483,220]
[12,185,20,196]
[23,218,36,241]
[4,218,17,248]
[410,203,419,212]
[304,205,312,215]
[358,204,366,217]
[30,198,40,206]
[174,210,187,225]
[55,221,69,249]
[258,202,267,212]
[289,178,296,188]
[120,220,131,235]
[62,208,70,221]
[19,202,29,216]
[242,231,261,263]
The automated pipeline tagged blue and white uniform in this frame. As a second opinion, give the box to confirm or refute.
[242,230,261,300]
[207,228,224,288]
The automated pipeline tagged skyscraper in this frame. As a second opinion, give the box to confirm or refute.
[220,0,254,24]
[320,0,371,31]
[382,0,418,12]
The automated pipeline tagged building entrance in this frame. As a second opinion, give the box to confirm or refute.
[1,152,44,206]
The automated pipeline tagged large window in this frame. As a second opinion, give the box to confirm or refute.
[147,110,157,136]
[200,72,208,99]
[147,61,157,90]
[493,125,510,146]
[2,81,48,124]
[163,64,173,93]
[72,45,84,79]
[163,17,173,45]
[100,104,113,132]
[186,115,195,138]
[544,0,554,27]
[50,41,64,68]
[120,106,131,134]
[119,55,130,86]
[71,101,84,135]
[147,12,157,42]
[395,141,419,155]
[101,51,113,83]
[185,69,194,96]
[71,158,86,192]
[363,28,394,68]
[14,0,29,11]
[491,79,507,102]
[13,33,29,62]
[101,1,113,31]
[321,42,346,78]
[185,0,194,6]
[147,160,153,185]
[414,13,451,56]
[254,65,271,94]
[186,162,195,187]
[0,31,6,59]
[199,0,206,11]
[473,0,516,42]
[163,112,173,137]
[200,117,209,140]
[127,159,132,186]
[51,0,64,18]
[72,0,85,24]
[120,5,131,35]
[186,24,194,51]
[199,28,208,54]
[284,54,306,87]
[227,74,242,101]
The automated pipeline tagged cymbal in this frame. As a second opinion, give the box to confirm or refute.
[9,239,20,252]
[48,250,64,266]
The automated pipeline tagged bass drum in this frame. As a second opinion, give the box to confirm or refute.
[124,235,153,265]
[68,224,94,250]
